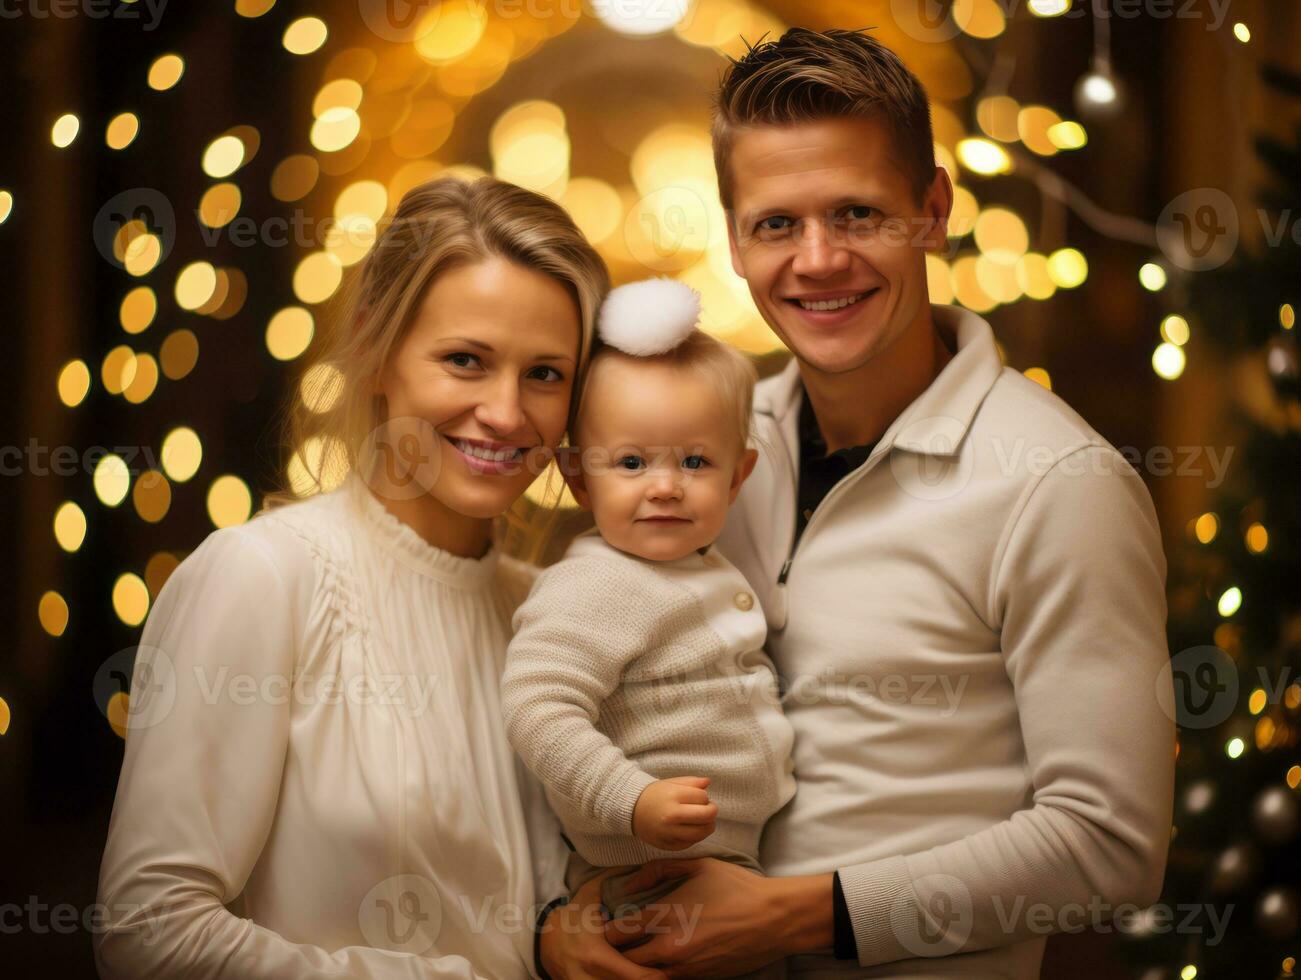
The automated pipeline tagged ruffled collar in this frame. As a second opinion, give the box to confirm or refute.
[344,473,501,589]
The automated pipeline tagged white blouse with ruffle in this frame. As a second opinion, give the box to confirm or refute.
[95,474,568,979]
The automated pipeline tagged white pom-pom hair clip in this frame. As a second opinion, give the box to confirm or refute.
[596,277,701,357]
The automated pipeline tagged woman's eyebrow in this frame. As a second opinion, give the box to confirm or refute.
[440,336,574,363]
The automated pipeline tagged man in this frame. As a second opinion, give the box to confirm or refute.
[541,28,1173,979]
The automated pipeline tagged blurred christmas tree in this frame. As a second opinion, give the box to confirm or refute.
[1128,64,1301,980]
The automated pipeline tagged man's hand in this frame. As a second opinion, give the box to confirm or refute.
[631,777,717,851]
[603,859,835,978]
[539,871,669,980]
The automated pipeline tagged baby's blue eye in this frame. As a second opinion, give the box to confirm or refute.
[682,455,706,470]
[617,456,644,471]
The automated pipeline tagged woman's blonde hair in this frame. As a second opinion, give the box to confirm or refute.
[270,175,610,564]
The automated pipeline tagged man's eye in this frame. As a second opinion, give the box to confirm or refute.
[844,205,879,222]
[682,455,707,470]
[757,215,794,235]
[617,456,644,471]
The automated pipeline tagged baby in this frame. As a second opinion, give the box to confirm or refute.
[501,278,796,928]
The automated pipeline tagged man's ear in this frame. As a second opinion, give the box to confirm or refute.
[921,167,955,253]
[728,447,759,503]
[556,447,592,511]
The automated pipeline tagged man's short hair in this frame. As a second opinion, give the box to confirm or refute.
[712,27,937,209]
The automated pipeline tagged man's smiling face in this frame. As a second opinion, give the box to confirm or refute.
[725,114,951,376]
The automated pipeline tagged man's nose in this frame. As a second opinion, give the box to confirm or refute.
[791,222,852,278]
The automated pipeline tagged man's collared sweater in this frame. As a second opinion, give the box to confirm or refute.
[501,527,796,869]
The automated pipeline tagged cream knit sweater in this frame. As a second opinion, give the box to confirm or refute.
[501,528,796,869]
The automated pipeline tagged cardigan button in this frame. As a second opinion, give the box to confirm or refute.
[733,591,754,611]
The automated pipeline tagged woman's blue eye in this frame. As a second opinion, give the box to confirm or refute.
[617,456,644,471]
[682,455,706,470]
[529,365,564,382]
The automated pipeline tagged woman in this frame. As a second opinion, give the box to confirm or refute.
[95,177,613,978]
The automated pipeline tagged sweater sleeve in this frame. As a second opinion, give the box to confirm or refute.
[501,556,659,837]
[94,525,495,980]
[836,445,1175,966]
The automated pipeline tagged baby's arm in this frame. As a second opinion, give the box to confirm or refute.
[502,556,714,844]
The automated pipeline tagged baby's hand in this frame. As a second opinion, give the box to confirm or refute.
[631,776,718,851]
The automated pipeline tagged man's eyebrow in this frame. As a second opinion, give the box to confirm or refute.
[440,337,575,363]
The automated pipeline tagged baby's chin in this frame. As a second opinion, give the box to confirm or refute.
[598,522,711,562]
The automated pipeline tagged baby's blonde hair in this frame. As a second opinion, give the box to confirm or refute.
[578,329,758,455]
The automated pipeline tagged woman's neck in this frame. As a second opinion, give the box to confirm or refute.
[367,485,493,559]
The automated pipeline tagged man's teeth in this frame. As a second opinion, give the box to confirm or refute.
[454,439,519,461]
[798,292,868,312]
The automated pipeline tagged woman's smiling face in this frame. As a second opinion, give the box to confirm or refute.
[375,255,581,522]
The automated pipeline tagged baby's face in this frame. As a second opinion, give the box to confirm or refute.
[566,356,757,561]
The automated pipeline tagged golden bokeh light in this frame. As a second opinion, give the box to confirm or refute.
[1015,253,1057,300]
[1245,522,1269,554]
[314,78,364,117]
[123,232,161,276]
[106,691,129,740]
[1152,341,1187,380]
[199,182,242,227]
[53,501,87,552]
[975,254,1022,304]
[202,134,246,179]
[106,112,140,150]
[39,591,69,637]
[925,255,954,304]
[283,16,328,55]
[413,0,487,62]
[1047,247,1088,288]
[287,436,348,497]
[310,107,362,153]
[160,329,199,380]
[266,307,315,361]
[132,470,172,523]
[174,261,218,311]
[94,453,131,507]
[334,180,388,222]
[1048,121,1087,150]
[1194,512,1219,544]
[293,252,343,304]
[113,573,150,627]
[236,0,277,15]
[1018,105,1063,156]
[949,185,978,238]
[1161,314,1191,346]
[51,113,80,148]
[973,207,1029,260]
[207,475,253,528]
[956,138,1011,176]
[147,53,185,90]
[101,345,138,395]
[953,0,1005,38]
[123,353,159,404]
[1024,367,1052,390]
[58,359,91,407]
[119,286,157,334]
[161,426,203,482]
[145,551,181,596]
[271,154,320,202]
[950,256,998,313]
[976,96,1019,142]
[0,189,12,225]
[1139,262,1167,291]
[561,178,623,245]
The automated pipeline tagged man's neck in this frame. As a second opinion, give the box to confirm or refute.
[801,308,953,454]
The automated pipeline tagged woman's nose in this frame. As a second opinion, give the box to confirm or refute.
[474,377,527,437]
